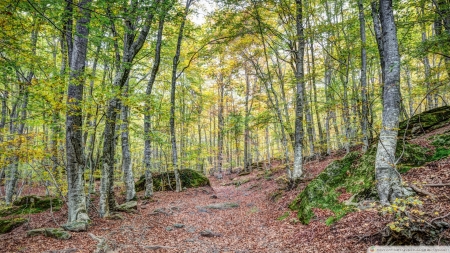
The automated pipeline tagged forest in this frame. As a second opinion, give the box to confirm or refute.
[0,0,450,252]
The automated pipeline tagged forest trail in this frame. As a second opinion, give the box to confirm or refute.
[1,154,379,253]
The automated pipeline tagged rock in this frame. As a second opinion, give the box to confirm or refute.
[106,213,124,220]
[0,217,27,234]
[202,202,239,210]
[200,230,220,237]
[27,227,71,240]
[62,221,88,232]
[0,196,62,218]
[135,169,210,192]
[116,201,137,213]
[185,226,196,233]
[173,223,184,228]
[238,171,250,176]
[165,226,174,231]
[210,195,218,199]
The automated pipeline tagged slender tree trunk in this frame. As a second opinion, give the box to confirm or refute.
[216,74,224,178]
[359,0,369,152]
[170,0,192,192]
[121,82,135,201]
[143,4,168,197]
[309,37,324,155]
[375,0,412,205]
[293,0,305,180]
[100,0,158,217]
[65,0,91,225]
[244,67,251,172]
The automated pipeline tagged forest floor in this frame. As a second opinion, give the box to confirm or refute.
[1,127,450,252]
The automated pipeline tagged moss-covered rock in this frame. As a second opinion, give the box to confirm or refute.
[290,142,433,225]
[0,196,62,218]
[0,217,27,233]
[27,227,71,240]
[289,152,361,225]
[61,221,88,232]
[116,201,137,213]
[289,106,450,225]
[429,132,450,161]
[398,106,450,137]
[135,169,210,192]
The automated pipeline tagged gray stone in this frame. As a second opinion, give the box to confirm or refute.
[165,226,174,231]
[200,229,220,237]
[116,201,137,213]
[62,221,88,232]
[28,227,71,240]
[173,223,184,228]
[202,202,239,210]
[107,213,124,220]
[186,226,196,233]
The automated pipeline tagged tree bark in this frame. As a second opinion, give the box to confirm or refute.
[169,0,192,192]
[100,0,159,217]
[293,0,305,180]
[375,0,412,205]
[143,2,169,197]
[121,81,135,201]
[359,0,369,152]
[65,0,92,224]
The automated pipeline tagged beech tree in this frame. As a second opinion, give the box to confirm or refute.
[65,0,92,228]
[374,0,412,205]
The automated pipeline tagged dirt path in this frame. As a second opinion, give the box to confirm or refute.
[1,156,383,253]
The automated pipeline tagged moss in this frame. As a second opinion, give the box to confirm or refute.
[0,218,27,234]
[277,211,290,221]
[398,106,450,137]
[429,133,450,161]
[135,169,210,192]
[289,152,360,225]
[395,141,430,168]
[27,228,71,240]
[289,142,432,225]
[0,196,62,218]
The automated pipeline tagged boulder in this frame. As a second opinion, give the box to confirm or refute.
[201,202,239,210]
[62,221,89,232]
[135,169,210,192]
[116,201,137,213]
[27,227,71,240]
[0,217,27,234]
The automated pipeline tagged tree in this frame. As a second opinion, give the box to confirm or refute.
[292,0,305,181]
[169,0,194,192]
[65,0,92,228]
[100,0,159,217]
[375,0,412,205]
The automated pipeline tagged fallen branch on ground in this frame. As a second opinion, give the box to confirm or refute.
[409,184,437,199]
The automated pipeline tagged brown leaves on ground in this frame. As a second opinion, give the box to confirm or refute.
[1,143,449,252]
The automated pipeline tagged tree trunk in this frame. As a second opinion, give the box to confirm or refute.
[170,0,192,192]
[359,0,369,152]
[244,67,251,172]
[65,0,92,225]
[143,3,168,197]
[375,0,412,205]
[217,74,225,178]
[100,0,158,217]
[121,82,135,201]
[293,0,305,180]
